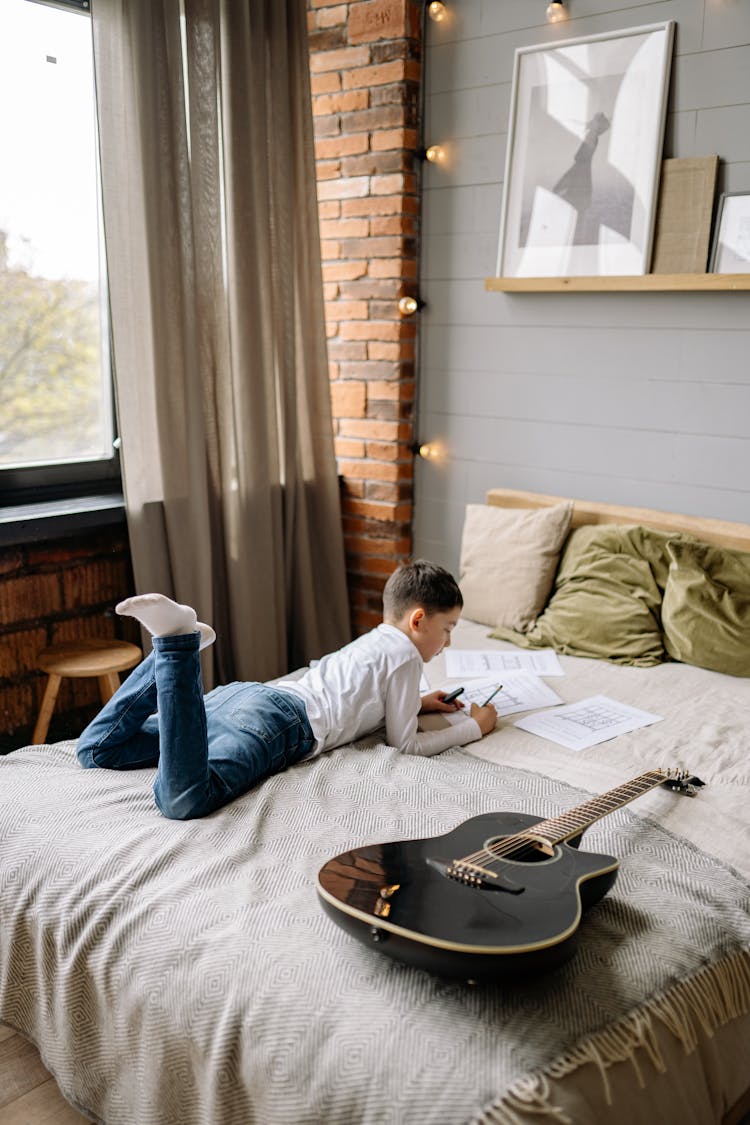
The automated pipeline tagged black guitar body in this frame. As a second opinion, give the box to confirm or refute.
[317,811,619,981]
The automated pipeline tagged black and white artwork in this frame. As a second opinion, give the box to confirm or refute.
[497,23,675,278]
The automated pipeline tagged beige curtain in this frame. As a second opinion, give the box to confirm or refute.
[91,0,350,687]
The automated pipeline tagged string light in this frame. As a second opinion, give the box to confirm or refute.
[424,144,445,163]
[398,295,424,316]
[546,0,566,22]
[412,441,439,460]
[427,1,447,22]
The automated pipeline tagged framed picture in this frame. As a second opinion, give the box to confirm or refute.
[497,22,675,278]
[710,192,750,273]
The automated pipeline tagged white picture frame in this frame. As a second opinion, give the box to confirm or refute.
[710,192,750,273]
[496,21,675,279]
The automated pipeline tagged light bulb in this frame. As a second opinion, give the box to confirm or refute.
[427,2,447,22]
[398,296,419,316]
[424,144,445,163]
[546,0,566,22]
[418,443,435,459]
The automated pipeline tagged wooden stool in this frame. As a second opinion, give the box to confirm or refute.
[33,639,142,745]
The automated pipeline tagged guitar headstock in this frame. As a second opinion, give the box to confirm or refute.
[657,768,705,797]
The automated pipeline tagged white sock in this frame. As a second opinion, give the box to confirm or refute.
[116,594,215,650]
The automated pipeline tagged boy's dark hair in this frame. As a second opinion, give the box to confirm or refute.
[382,559,463,620]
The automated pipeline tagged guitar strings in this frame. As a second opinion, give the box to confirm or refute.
[453,771,667,871]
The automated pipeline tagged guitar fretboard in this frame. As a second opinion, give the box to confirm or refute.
[527,770,666,845]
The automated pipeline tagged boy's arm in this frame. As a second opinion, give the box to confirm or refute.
[384,661,486,757]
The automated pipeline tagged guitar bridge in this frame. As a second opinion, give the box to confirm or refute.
[427,857,524,894]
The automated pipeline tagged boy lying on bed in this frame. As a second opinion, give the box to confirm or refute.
[77,561,498,820]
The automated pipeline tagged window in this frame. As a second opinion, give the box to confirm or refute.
[0,0,118,507]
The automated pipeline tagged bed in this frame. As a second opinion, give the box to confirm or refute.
[1,489,749,1125]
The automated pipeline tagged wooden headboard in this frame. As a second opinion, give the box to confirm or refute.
[485,488,750,552]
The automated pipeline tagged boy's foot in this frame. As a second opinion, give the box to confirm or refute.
[116,593,215,650]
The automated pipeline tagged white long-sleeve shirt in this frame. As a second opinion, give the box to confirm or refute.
[275,623,481,758]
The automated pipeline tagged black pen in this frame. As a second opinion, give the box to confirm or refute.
[442,685,464,704]
[480,684,503,706]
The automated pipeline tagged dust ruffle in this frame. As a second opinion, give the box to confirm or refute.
[473,947,750,1125]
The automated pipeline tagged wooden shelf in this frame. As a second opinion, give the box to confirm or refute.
[484,273,750,292]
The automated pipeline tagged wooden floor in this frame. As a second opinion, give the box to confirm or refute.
[0,1024,91,1124]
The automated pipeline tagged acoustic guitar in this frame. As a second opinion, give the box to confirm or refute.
[317,769,703,980]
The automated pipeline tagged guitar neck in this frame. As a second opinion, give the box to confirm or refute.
[531,770,666,845]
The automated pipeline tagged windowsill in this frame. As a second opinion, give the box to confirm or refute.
[0,492,126,546]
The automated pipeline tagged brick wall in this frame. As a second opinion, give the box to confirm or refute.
[0,526,139,751]
[307,0,424,633]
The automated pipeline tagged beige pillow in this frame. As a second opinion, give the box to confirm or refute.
[459,502,573,631]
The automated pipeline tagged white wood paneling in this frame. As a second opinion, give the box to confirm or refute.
[415,0,750,573]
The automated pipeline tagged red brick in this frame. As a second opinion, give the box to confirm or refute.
[346,533,411,557]
[316,177,370,201]
[371,172,415,195]
[325,300,369,321]
[341,151,409,178]
[339,321,401,341]
[319,218,369,239]
[309,27,348,52]
[340,419,400,440]
[327,340,368,360]
[313,115,342,138]
[316,159,342,181]
[370,257,417,278]
[316,4,348,28]
[330,381,367,418]
[352,608,382,632]
[310,46,371,73]
[339,278,400,299]
[62,559,131,610]
[313,90,369,114]
[371,127,418,152]
[322,260,368,281]
[339,360,400,379]
[318,200,341,219]
[366,441,403,461]
[315,133,369,159]
[364,481,409,503]
[311,72,341,95]
[342,60,416,90]
[0,573,62,624]
[348,0,407,45]
[0,627,48,678]
[371,214,417,236]
[367,342,401,361]
[341,497,411,523]
[342,105,406,132]
[342,195,404,216]
[335,438,366,458]
[340,236,404,258]
[338,459,412,482]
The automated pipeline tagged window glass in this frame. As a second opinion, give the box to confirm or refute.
[0,0,113,472]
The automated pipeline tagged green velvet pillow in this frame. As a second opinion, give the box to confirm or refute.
[661,539,750,676]
[490,524,679,666]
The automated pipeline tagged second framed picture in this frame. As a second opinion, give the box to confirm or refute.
[497,22,675,279]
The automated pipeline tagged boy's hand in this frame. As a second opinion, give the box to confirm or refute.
[470,702,498,735]
[419,690,466,714]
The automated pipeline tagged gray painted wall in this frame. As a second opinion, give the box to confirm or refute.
[414,0,750,573]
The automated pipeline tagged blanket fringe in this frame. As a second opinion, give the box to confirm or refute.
[473,947,750,1125]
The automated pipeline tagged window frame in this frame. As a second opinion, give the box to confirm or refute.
[0,0,121,518]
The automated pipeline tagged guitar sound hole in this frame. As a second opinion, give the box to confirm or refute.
[486,836,559,865]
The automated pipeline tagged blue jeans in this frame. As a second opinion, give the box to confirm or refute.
[76,632,315,819]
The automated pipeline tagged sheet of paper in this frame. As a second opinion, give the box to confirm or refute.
[514,695,663,752]
[441,672,563,722]
[444,648,564,678]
